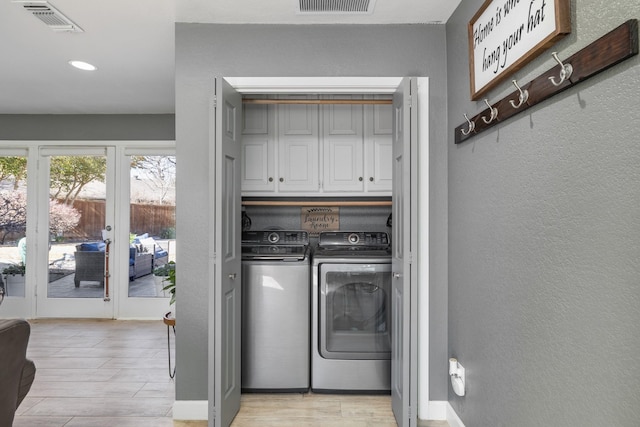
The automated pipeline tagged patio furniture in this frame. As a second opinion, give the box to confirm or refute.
[74,236,167,286]
[74,242,106,287]
[0,319,36,427]
[133,234,169,268]
[129,247,153,280]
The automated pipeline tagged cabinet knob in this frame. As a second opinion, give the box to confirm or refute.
[369,177,374,182]
[359,177,363,182]
[279,177,284,182]
[268,177,273,182]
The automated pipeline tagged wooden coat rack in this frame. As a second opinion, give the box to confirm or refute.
[455,19,639,144]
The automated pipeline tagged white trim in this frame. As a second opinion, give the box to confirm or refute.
[416,77,431,419]
[173,400,208,421]
[426,401,448,420]
[447,402,466,427]
[225,77,403,94]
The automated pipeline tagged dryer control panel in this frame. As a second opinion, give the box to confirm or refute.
[318,231,389,248]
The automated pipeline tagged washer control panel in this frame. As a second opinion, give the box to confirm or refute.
[242,230,309,246]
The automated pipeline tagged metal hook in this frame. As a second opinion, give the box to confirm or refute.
[481,99,498,124]
[461,113,475,136]
[509,79,529,109]
[548,51,573,86]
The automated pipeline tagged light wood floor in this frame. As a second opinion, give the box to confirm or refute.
[14,319,447,427]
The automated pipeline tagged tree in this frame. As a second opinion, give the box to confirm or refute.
[0,157,27,190]
[49,200,81,238]
[50,156,106,205]
[130,155,176,204]
[0,191,81,244]
[0,191,26,244]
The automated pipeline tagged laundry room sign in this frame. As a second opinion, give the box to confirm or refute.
[468,0,570,100]
[301,207,339,236]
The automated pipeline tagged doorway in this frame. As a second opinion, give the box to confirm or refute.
[207,77,428,426]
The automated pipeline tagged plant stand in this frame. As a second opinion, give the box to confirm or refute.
[163,311,176,378]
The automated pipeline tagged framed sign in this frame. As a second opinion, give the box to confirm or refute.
[468,0,571,100]
[301,206,339,236]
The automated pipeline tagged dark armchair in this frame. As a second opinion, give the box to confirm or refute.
[0,319,36,426]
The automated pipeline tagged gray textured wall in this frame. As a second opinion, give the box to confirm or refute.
[447,1,640,425]
[175,23,450,403]
[0,115,174,140]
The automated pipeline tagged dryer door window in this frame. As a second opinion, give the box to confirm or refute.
[319,263,391,360]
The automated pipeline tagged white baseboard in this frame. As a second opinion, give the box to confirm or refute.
[425,400,448,420]
[446,402,466,427]
[173,400,208,421]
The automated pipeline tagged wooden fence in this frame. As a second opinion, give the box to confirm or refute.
[66,199,175,241]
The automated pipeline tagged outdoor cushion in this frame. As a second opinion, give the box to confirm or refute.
[77,242,106,252]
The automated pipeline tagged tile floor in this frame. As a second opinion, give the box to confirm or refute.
[13,319,447,427]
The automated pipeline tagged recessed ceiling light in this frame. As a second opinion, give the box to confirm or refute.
[68,60,97,71]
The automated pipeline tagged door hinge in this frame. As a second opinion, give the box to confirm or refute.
[213,96,217,108]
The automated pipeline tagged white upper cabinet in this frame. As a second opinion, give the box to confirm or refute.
[241,98,275,192]
[322,95,364,193]
[277,95,319,193]
[241,94,391,197]
[364,96,393,193]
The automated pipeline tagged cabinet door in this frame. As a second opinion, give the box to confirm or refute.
[322,95,364,193]
[364,96,393,193]
[278,96,319,193]
[241,102,275,192]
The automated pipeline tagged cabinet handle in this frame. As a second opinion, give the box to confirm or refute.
[393,272,402,279]
[228,273,237,280]
[268,177,273,182]
[369,177,374,182]
[359,177,363,182]
[279,177,284,182]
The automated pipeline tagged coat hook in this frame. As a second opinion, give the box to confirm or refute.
[548,51,573,86]
[481,99,498,124]
[461,113,475,135]
[509,79,529,109]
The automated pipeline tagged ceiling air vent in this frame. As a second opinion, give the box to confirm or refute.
[298,0,377,14]
[13,0,84,32]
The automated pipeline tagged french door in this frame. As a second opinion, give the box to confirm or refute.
[0,143,175,320]
[36,147,116,318]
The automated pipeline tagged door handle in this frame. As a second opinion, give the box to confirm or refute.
[228,273,237,280]
[393,272,402,279]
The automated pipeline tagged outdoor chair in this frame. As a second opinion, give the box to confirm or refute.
[74,242,106,287]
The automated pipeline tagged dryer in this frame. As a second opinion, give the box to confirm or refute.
[311,231,391,393]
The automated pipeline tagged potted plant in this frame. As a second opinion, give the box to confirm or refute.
[157,261,176,326]
[153,261,175,297]
[158,261,176,378]
[2,263,26,295]
[2,263,25,277]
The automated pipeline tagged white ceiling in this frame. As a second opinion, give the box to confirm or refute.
[0,0,460,114]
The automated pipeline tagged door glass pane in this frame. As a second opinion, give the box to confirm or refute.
[128,155,176,298]
[0,156,28,299]
[48,155,106,298]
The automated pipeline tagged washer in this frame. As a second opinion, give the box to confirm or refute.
[241,230,310,392]
[311,231,392,393]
